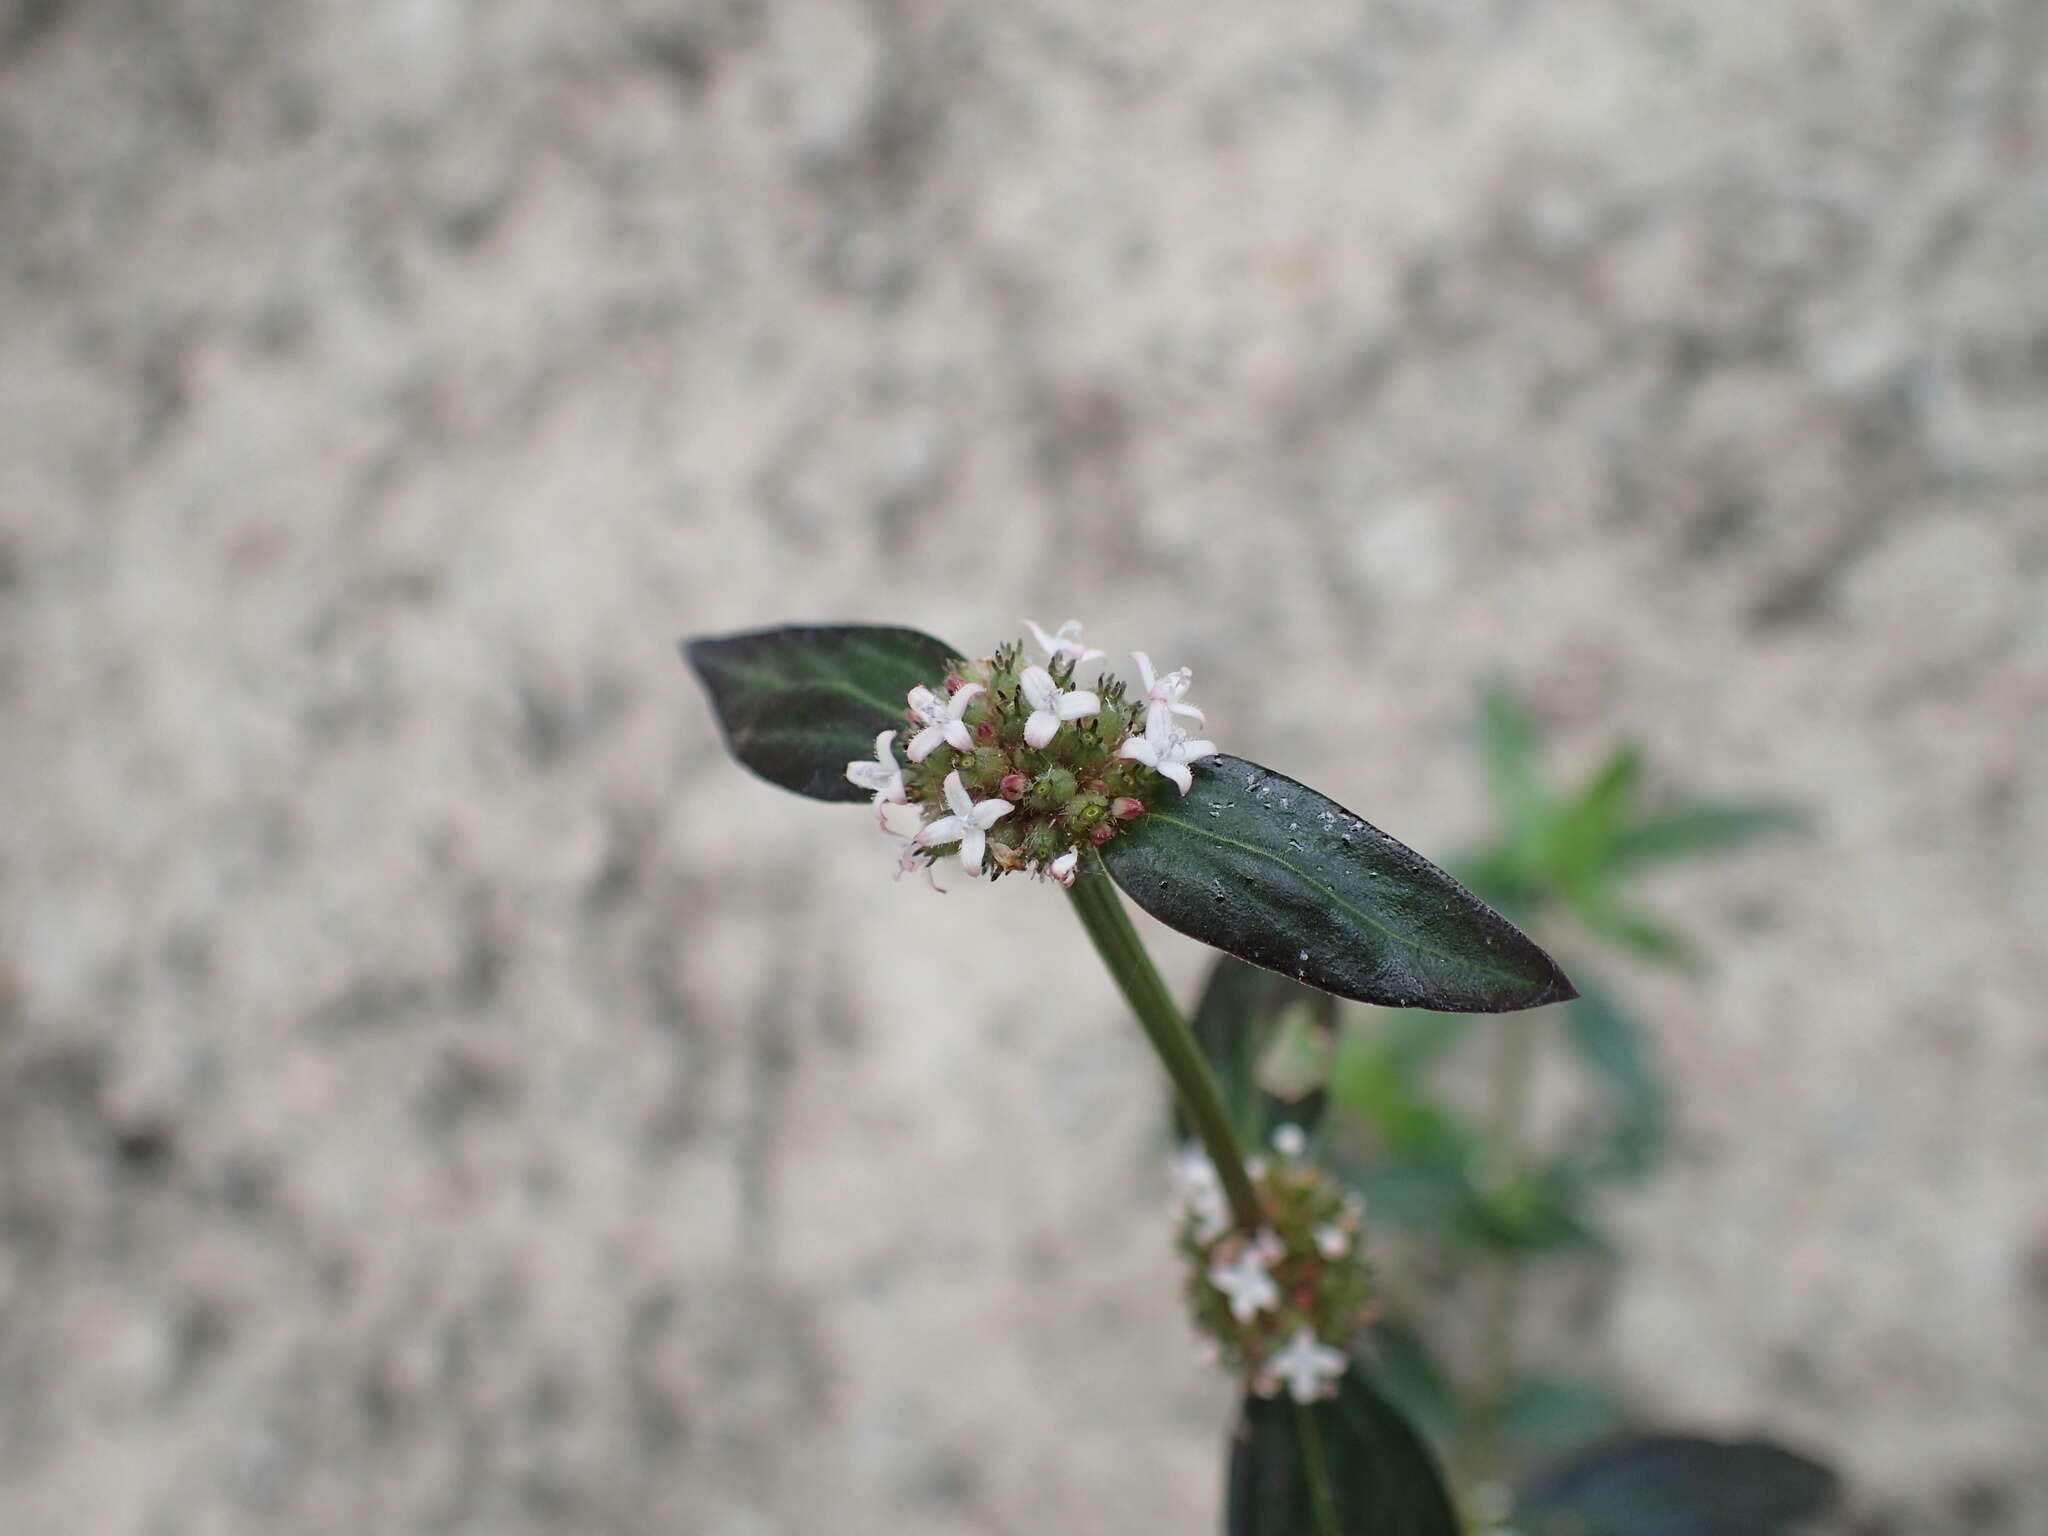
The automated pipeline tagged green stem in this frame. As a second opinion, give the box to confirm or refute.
[1066,847,1262,1229]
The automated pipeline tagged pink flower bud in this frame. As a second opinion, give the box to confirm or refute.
[1000,773,1031,800]
[1089,822,1118,846]
[1112,796,1145,820]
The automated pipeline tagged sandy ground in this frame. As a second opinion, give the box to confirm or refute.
[2,1,2045,1532]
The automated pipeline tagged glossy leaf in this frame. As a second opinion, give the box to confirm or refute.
[1182,954,1338,1148]
[1228,1369,1460,1536]
[1520,1433,1839,1536]
[682,624,958,801]
[1102,756,1577,1013]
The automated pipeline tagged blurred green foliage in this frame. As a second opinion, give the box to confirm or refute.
[1188,682,1821,1525]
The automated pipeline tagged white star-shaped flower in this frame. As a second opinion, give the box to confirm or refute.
[1022,618,1106,666]
[845,730,907,822]
[1314,1223,1351,1260]
[905,683,986,763]
[1271,1123,1307,1160]
[1117,705,1217,795]
[913,770,1014,877]
[1131,651,1206,724]
[1019,665,1101,749]
[1207,1230,1282,1322]
[1047,849,1079,888]
[1264,1328,1349,1403]
[1172,1148,1230,1243]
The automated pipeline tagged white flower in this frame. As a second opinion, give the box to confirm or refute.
[893,836,946,893]
[1207,1230,1282,1322]
[845,730,907,821]
[1271,1123,1307,1160]
[1131,651,1206,724]
[913,770,1014,876]
[905,683,986,763]
[1265,1327,1349,1403]
[1172,1145,1231,1242]
[1048,849,1079,888]
[1118,704,1218,795]
[1314,1223,1351,1260]
[1019,665,1101,749]
[1022,617,1105,666]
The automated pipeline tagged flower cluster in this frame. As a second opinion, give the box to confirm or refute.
[847,619,1218,887]
[1174,1125,1373,1403]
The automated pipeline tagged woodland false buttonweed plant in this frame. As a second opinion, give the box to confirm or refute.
[683,620,1577,1535]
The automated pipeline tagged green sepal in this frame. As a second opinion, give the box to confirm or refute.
[1101,756,1576,1013]
[681,623,958,801]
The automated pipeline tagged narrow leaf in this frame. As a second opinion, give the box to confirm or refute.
[1520,1433,1840,1536]
[1102,756,1576,1013]
[1360,1321,1463,1452]
[1609,803,1806,870]
[1181,954,1338,1148]
[1228,1370,1461,1536]
[682,624,958,801]
[1501,1376,1624,1450]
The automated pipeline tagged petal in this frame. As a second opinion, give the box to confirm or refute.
[906,724,946,762]
[915,815,963,846]
[846,761,887,790]
[1169,700,1207,723]
[947,682,986,720]
[907,685,942,724]
[1160,761,1193,795]
[1024,710,1058,749]
[970,797,1014,829]
[1130,650,1157,692]
[942,770,973,818]
[873,729,901,765]
[944,720,975,752]
[1178,739,1218,762]
[958,826,985,875]
[1058,689,1100,720]
[1118,737,1158,767]
[1021,619,1054,656]
[1049,850,1079,886]
[1019,666,1058,712]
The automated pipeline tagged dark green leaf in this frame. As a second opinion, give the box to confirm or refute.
[1102,756,1577,1013]
[1520,1433,1840,1536]
[1228,1369,1460,1536]
[1564,982,1664,1175]
[1609,804,1806,871]
[682,624,958,801]
[1360,1321,1463,1453]
[1502,1376,1624,1451]
[1182,954,1338,1147]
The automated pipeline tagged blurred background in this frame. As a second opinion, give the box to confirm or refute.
[1,1,2044,1532]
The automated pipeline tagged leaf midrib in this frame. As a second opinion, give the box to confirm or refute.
[1140,805,1541,991]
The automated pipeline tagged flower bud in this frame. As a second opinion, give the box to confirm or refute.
[1000,772,1032,801]
[1112,796,1145,820]
[1031,767,1078,810]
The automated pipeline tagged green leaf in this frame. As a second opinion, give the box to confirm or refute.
[1183,954,1338,1148]
[1102,756,1577,1013]
[1501,1376,1624,1451]
[1608,803,1805,871]
[1520,1433,1840,1536]
[1360,1321,1463,1453]
[1563,982,1665,1175]
[682,624,958,801]
[1227,1369,1461,1536]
